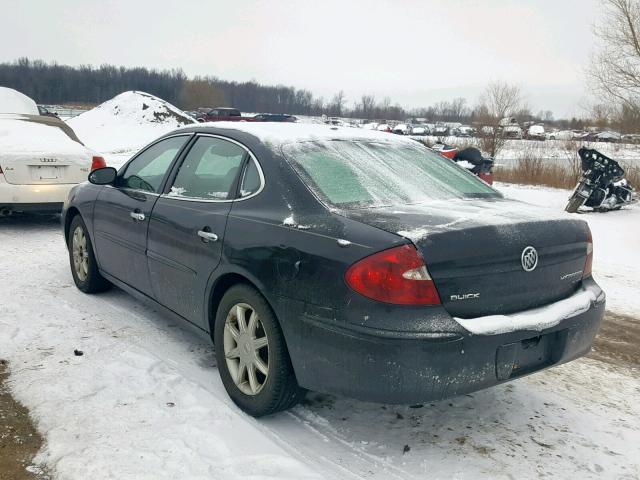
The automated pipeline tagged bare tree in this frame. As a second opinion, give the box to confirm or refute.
[449,97,468,121]
[590,0,640,110]
[616,102,640,131]
[514,104,533,125]
[179,78,226,110]
[588,102,614,129]
[379,96,392,118]
[476,81,523,157]
[357,94,376,118]
[328,90,346,116]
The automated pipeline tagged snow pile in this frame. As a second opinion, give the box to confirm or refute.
[0,87,39,115]
[68,91,195,155]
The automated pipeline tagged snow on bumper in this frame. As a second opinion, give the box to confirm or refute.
[285,282,605,404]
[454,288,599,335]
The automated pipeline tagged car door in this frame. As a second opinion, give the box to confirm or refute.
[92,134,191,296]
[146,135,258,328]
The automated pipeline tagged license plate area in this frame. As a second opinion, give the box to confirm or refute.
[31,165,59,180]
[496,332,559,380]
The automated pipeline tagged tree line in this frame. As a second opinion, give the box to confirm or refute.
[0,58,327,116]
[0,58,544,124]
[2,54,636,134]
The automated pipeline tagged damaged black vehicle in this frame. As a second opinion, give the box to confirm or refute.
[61,123,605,417]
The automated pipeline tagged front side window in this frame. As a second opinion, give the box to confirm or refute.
[282,140,500,209]
[119,136,189,193]
[168,136,246,200]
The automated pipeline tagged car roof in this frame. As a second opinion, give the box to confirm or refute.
[172,122,420,149]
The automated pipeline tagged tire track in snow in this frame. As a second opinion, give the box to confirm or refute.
[261,408,419,480]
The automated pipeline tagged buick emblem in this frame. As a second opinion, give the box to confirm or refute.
[521,246,538,272]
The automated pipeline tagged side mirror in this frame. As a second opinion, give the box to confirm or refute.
[88,167,117,185]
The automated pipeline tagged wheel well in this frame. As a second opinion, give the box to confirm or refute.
[208,273,257,334]
[64,207,81,244]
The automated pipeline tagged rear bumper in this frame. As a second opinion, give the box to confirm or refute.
[283,281,605,404]
[0,177,73,212]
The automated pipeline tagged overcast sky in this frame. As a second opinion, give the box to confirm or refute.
[1,0,602,117]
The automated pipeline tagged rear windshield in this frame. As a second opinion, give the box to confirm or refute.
[282,140,500,209]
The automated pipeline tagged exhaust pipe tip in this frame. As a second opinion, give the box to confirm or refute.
[0,207,12,217]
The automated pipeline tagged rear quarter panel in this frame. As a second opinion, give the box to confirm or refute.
[224,147,405,309]
[62,182,101,245]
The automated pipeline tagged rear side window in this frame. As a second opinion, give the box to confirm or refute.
[168,136,246,200]
[282,140,500,209]
[119,136,189,193]
[239,159,261,197]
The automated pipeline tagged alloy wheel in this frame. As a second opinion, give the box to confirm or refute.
[72,226,89,281]
[223,303,269,395]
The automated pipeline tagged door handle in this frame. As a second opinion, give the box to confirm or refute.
[197,230,219,242]
[130,211,145,221]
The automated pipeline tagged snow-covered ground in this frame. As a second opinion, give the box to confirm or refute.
[0,187,638,479]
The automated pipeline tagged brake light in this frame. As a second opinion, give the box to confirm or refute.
[91,156,107,171]
[345,244,441,305]
[583,228,593,278]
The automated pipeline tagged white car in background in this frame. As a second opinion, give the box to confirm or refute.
[527,124,545,140]
[453,125,475,137]
[502,125,523,139]
[546,130,574,141]
[432,124,449,136]
[392,123,410,134]
[0,87,104,215]
[409,124,429,136]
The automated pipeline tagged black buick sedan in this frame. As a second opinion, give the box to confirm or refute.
[62,123,605,417]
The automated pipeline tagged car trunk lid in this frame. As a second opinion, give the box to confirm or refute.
[0,116,92,185]
[341,198,590,318]
[0,151,91,185]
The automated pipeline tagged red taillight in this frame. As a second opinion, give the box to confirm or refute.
[583,228,593,278]
[0,165,3,175]
[345,245,441,305]
[91,156,107,171]
[479,172,493,185]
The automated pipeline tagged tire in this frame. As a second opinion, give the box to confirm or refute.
[68,215,111,293]
[214,284,305,417]
[565,193,585,213]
